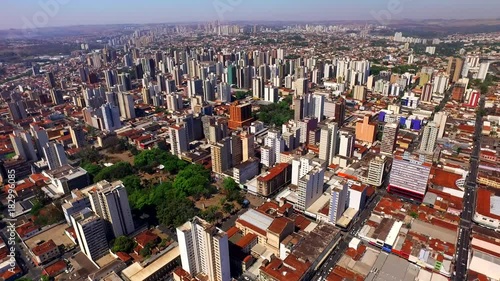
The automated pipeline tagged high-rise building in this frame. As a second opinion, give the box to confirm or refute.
[177,217,231,281]
[218,82,231,103]
[261,130,284,167]
[228,101,254,130]
[69,126,86,148]
[477,62,490,81]
[117,92,136,119]
[421,82,433,102]
[46,72,56,88]
[43,142,68,170]
[50,89,64,105]
[7,101,27,121]
[252,77,263,99]
[338,130,355,158]
[328,180,348,224]
[355,115,376,144]
[388,153,431,201]
[366,156,387,187]
[169,124,189,158]
[88,180,135,238]
[419,122,439,154]
[432,74,449,94]
[446,57,464,83]
[319,123,338,165]
[99,103,122,132]
[211,137,232,174]
[296,167,325,212]
[31,124,49,157]
[380,122,399,155]
[294,78,308,96]
[241,132,255,162]
[71,208,109,262]
[433,112,448,139]
[10,130,37,161]
[353,85,367,102]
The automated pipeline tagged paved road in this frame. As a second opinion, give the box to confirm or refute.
[311,189,384,281]
[453,92,485,281]
[0,227,42,280]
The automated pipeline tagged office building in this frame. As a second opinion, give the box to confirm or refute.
[257,163,292,197]
[328,180,348,224]
[380,122,399,155]
[355,115,376,144]
[88,180,135,238]
[71,208,109,262]
[419,122,439,154]
[388,153,431,201]
[348,185,367,211]
[228,101,254,130]
[177,217,231,281]
[10,130,37,161]
[169,124,189,159]
[43,142,68,170]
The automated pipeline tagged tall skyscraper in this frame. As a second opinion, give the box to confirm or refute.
[88,180,135,238]
[211,137,232,174]
[319,123,338,165]
[421,82,433,102]
[46,72,56,88]
[261,130,284,167]
[366,156,387,187]
[228,101,254,130]
[380,122,399,155]
[50,89,64,105]
[241,132,255,162]
[169,124,189,159]
[7,101,27,121]
[43,142,68,170]
[296,167,325,212]
[477,62,490,81]
[177,217,231,281]
[117,92,136,119]
[338,130,355,158]
[69,126,86,148]
[71,208,109,262]
[100,103,122,132]
[446,57,464,83]
[433,112,448,139]
[10,130,38,161]
[419,122,439,154]
[31,124,49,157]
[353,85,367,102]
[329,180,348,224]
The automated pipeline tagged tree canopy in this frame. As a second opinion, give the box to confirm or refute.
[111,236,135,253]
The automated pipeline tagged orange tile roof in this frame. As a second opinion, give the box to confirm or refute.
[258,163,290,182]
[476,188,500,220]
[235,233,257,249]
[32,239,57,256]
[16,221,38,238]
[267,217,292,234]
[43,260,66,277]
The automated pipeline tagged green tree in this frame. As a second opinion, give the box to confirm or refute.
[82,163,101,183]
[111,236,135,253]
[140,242,153,257]
[200,205,220,223]
[94,162,134,182]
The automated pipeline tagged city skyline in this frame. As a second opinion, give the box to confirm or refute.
[2,0,500,30]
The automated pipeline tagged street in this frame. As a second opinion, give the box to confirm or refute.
[453,91,485,281]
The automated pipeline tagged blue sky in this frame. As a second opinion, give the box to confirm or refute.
[2,0,500,29]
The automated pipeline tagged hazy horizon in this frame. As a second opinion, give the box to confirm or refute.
[2,0,500,30]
